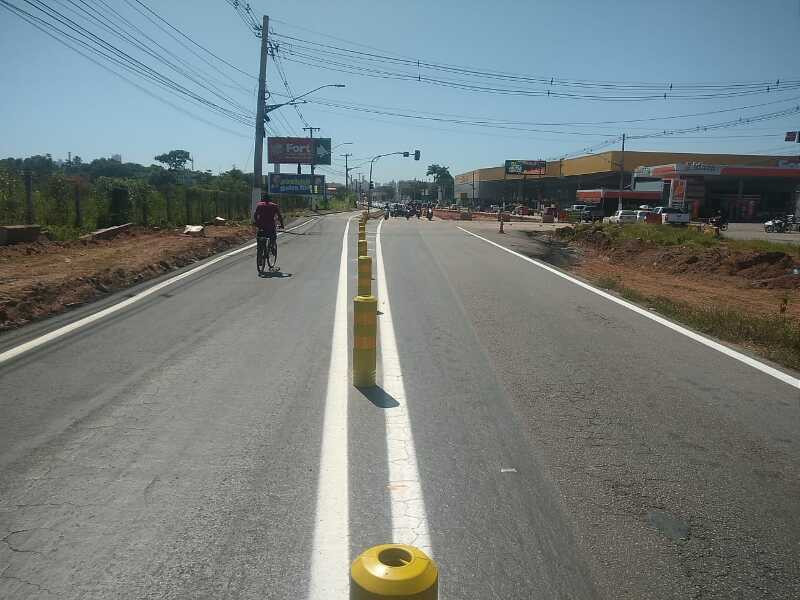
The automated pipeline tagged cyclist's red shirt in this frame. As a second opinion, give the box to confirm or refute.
[253,200,284,232]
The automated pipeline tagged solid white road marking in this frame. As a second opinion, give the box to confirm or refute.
[307,218,351,599]
[375,219,433,556]
[457,226,800,390]
[0,218,318,365]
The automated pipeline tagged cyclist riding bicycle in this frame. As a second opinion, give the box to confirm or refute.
[254,192,285,240]
[254,193,285,273]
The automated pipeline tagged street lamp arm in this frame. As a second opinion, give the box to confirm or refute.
[264,99,308,114]
[263,83,344,117]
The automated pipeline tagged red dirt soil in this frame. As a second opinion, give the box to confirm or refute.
[570,240,800,321]
[0,225,254,331]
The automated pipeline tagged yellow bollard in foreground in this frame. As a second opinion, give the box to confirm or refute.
[357,255,372,296]
[358,238,368,257]
[350,544,438,600]
[352,295,377,387]
[358,228,366,242]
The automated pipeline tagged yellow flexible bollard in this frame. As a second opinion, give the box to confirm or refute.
[358,228,366,242]
[352,295,377,387]
[358,238,368,257]
[351,544,438,599]
[357,255,372,296]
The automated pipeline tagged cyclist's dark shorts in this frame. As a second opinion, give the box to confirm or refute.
[257,228,277,242]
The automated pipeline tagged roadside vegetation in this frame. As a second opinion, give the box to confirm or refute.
[0,152,355,240]
[559,222,800,258]
[595,276,800,370]
[559,223,800,371]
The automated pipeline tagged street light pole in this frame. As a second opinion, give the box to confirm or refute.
[368,150,420,210]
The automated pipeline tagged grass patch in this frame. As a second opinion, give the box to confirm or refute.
[725,238,800,259]
[567,223,800,258]
[595,277,800,370]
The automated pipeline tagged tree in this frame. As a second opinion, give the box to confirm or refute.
[426,164,453,202]
[154,149,191,171]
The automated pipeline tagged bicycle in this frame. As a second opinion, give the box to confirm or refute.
[256,229,278,274]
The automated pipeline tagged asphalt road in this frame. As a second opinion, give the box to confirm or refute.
[1,212,798,599]
[722,222,800,245]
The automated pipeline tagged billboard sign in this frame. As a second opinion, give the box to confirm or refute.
[267,137,332,165]
[505,159,546,176]
[669,178,687,207]
[269,173,325,195]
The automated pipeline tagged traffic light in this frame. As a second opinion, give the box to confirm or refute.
[414,150,421,161]
[369,182,375,189]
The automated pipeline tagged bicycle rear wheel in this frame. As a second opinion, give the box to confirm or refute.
[266,237,277,270]
[256,238,266,273]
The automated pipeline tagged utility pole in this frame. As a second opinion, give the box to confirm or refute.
[303,126,321,174]
[342,153,352,194]
[618,133,626,211]
[252,15,269,216]
[472,170,475,209]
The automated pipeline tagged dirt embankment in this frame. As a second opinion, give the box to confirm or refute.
[0,225,254,331]
[554,226,800,322]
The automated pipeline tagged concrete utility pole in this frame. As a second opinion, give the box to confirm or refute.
[472,171,475,209]
[618,133,626,211]
[342,153,352,194]
[303,126,321,174]
[252,15,269,216]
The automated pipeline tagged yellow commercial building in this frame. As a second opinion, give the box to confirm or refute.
[453,150,800,220]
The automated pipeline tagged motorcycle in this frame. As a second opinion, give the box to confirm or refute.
[710,216,728,231]
[764,217,785,233]
[426,208,433,220]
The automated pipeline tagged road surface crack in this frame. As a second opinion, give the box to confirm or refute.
[1,530,41,555]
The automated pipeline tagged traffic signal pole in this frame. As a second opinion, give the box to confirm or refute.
[252,15,269,217]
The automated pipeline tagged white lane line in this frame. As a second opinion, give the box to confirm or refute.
[307,217,351,599]
[375,219,433,556]
[0,218,318,365]
[457,226,800,390]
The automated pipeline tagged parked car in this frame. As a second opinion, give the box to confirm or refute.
[653,206,690,225]
[635,209,653,222]
[580,207,604,222]
[606,210,638,224]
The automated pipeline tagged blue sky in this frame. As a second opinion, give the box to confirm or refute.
[2,0,800,183]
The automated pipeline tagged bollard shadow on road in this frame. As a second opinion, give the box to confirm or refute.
[356,385,400,409]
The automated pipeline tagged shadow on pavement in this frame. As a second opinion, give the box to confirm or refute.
[357,385,400,409]
[259,271,293,279]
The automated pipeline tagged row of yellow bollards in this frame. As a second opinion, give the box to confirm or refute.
[349,211,438,599]
[353,214,377,388]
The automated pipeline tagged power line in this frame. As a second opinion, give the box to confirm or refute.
[272,31,799,101]
[270,89,800,129]
[0,0,250,137]
[4,0,254,127]
[132,0,256,80]
[278,47,800,102]
[270,40,310,129]
[53,0,253,116]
